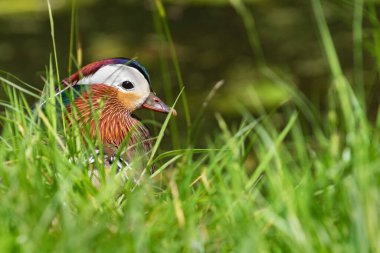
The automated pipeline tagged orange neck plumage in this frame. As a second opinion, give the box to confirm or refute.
[67,84,151,152]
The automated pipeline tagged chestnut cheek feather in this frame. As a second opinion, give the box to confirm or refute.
[66,85,152,150]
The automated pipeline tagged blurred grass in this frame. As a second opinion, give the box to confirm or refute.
[1,0,380,252]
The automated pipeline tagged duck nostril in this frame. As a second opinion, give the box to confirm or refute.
[153,98,160,103]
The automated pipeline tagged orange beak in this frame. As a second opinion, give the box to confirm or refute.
[142,92,177,116]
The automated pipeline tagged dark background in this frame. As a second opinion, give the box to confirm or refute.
[0,0,375,136]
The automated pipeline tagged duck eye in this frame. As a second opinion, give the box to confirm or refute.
[121,81,134,90]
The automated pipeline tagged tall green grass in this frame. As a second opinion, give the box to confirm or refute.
[0,0,379,252]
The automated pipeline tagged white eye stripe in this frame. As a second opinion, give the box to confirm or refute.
[76,63,151,107]
[78,65,143,85]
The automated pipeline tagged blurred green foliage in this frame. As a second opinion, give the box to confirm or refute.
[0,0,378,121]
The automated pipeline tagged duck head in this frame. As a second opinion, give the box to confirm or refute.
[63,57,176,115]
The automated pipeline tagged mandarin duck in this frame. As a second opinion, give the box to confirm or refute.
[56,57,176,184]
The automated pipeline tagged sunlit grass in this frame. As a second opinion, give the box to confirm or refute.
[0,0,379,252]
